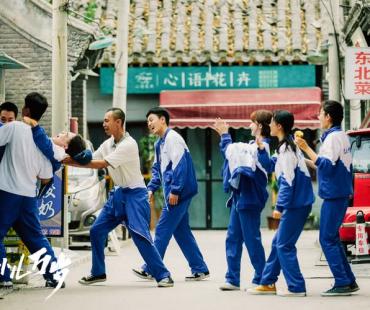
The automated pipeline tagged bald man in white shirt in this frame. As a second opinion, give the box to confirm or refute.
[64,108,173,288]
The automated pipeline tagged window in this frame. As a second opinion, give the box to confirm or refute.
[352,139,370,173]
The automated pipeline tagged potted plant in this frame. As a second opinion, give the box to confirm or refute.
[139,134,164,230]
[266,173,318,230]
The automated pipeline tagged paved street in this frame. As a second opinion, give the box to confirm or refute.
[2,230,370,310]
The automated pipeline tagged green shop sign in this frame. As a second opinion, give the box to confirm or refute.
[100,65,316,95]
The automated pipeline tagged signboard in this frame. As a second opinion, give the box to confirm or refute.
[345,47,370,100]
[38,169,64,237]
[100,65,316,95]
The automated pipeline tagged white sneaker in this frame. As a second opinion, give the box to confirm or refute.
[157,276,174,288]
[278,289,306,297]
[243,283,259,291]
[0,281,13,289]
[219,282,240,291]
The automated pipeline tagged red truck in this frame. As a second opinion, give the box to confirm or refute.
[339,128,370,255]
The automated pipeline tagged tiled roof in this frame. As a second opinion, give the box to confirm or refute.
[69,0,329,65]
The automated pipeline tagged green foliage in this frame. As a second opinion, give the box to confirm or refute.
[269,172,279,210]
[84,1,97,23]
[138,134,157,174]
[153,190,164,210]
[47,1,97,24]
[139,134,164,210]
[269,173,278,193]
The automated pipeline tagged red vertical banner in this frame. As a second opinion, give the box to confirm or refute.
[345,47,370,100]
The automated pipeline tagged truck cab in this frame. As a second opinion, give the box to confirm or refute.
[339,128,370,253]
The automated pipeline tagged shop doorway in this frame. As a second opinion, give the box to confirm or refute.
[184,128,252,229]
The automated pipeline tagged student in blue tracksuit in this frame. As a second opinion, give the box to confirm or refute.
[248,110,314,297]
[133,107,209,281]
[296,100,359,296]
[63,108,173,287]
[0,93,64,289]
[213,110,272,291]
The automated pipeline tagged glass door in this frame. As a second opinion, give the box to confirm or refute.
[185,128,255,229]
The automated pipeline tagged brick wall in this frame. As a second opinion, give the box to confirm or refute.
[0,18,93,135]
[0,20,53,133]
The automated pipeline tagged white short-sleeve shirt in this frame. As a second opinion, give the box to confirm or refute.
[93,133,145,189]
[0,121,53,197]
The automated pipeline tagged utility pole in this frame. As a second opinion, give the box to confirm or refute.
[112,0,130,114]
[52,0,69,135]
[52,0,69,251]
[328,0,341,102]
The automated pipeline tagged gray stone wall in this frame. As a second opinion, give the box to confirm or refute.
[71,76,84,134]
[0,20,52,133]
[0,21,94,134]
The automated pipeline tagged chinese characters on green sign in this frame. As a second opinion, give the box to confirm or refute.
[100,65,316,95]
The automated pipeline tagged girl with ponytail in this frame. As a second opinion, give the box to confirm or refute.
[248,110,314,297]
[273,110,297,154]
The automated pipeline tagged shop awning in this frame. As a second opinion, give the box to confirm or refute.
[160,87,322,129]
[0,51,29,69]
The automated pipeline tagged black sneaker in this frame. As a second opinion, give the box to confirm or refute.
[78,274,106,285]
[185,271,210,281]
[132,268,154,280]
[45,279,66,288]
[321,285,353,296]
[350,281,360,292]
[157,276,174,287]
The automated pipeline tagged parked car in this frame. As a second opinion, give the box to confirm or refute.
[339,128,370,255]
[67,151,107,247]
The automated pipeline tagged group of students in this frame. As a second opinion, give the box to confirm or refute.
[0,99,209,289]
[0,95,359,297]
[213,101,358,297]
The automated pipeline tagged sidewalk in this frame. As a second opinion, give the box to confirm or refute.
[2,230,370,310]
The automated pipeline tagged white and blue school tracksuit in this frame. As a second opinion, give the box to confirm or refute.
[259,144,314,293]
[91,186,170,281]
[220,134,269,286]
[143,129,209,275]
[315,126,355,287]
[0,122,57,282]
